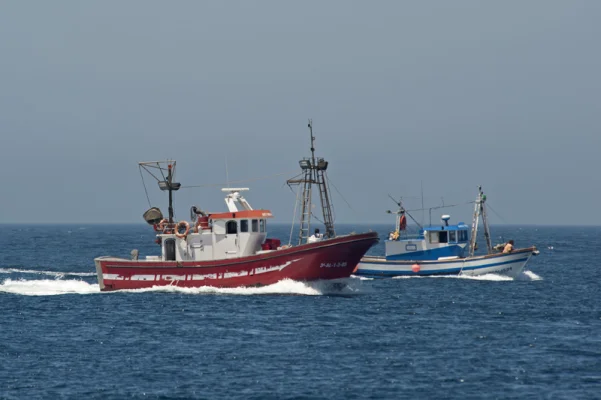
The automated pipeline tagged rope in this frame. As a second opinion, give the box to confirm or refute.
[288,185,301,246]
[325,172,354,215]
[486,203,508,224]
[323,171,336,223]
[311,212,325,224]
[405,200,474,213]
[405,211,423,230]
[139,165,152,208]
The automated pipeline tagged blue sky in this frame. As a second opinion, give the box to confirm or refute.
[1,1,599,225]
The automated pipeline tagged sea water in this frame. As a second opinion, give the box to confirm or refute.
[1,224,600,399]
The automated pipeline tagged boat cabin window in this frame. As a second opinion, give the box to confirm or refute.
[252,219,259,232]
[240,219,249,233]
[213,220,226,235]
[429,231,448,244]
[260,219,266,233]
[449,230,457,243]
[226,220,238,235]
[458,230,468,242]
[428,231,439,244]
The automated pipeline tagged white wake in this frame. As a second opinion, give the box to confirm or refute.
[391,273,512,281]
[0,277,363,297]
[0,278,100,296]
[519,270,543,281]
[391,270,542,281]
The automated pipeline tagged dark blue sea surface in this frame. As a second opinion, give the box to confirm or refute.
[1,223,600,399]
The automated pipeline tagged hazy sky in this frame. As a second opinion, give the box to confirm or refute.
[1,1,600,225]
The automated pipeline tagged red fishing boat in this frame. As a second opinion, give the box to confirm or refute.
[94,121,378,291]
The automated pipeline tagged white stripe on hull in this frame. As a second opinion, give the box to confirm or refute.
[357,251,532,278]
[101,259,300,283]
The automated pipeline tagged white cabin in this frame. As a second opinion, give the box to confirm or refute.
[154,189,275,262]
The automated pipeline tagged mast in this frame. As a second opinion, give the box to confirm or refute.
[167,164,174,223]
[287,120,336,244]
[480,188,493,254]
[139,160,181,226]
[468,190,480,257]
[311,120,335,240]
[468,186,492,256]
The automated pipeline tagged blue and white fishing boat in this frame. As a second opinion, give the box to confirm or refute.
[355,187,539,278]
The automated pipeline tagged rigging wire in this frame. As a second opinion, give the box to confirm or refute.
[181,170,299,189]
[284,172,304,188]
[139,162,166,183]
[325,171,355,217]
[288,184,302,246]
[405,212,422,229]
[139,165,152,208]
[404,200,475,213]
[323,171,337,223]
[486,203,508,224]
[311,211,325,225]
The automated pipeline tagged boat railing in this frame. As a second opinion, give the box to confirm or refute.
[388,232,425,241]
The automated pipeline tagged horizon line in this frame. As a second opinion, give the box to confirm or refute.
[0,222,600,228]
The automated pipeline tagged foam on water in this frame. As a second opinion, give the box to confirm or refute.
[120,278,364,296]
[0,276,365,297]
[392,273,514,281]
[351,274,374,281]
[391,270,543,281]
[0,278,100,296]
[520,270,543,281]
[455,273,515,281]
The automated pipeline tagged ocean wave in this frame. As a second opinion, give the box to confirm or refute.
[120,278,363,296]
[519,270,543,281]
[0,278,364,297]
[392,273,514,281]
[392,271,544,282]
[351,274,374,281]
[0,278,100,296]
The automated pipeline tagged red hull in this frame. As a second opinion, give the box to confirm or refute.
[95,232,378,291]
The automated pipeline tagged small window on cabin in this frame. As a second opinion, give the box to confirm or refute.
[439,231,448,243]
[449,230,457,243]
[429,231,439,244]
[260,219,266,232]
[213,220,225,235]
[459,230,468,242]
[226,220,238,235]
[240,220,249,233]
[252,219,259,232]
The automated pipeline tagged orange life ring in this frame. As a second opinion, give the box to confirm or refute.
[175,221,190,238]
[158,219,169,232]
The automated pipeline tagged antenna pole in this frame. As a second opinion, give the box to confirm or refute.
[168,164,174,223]
[225,155,230,188]
[421,180,424,227]
[309,119,316,169]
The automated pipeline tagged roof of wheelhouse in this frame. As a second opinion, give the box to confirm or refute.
[209,210,273,220]
[423,223,468,231]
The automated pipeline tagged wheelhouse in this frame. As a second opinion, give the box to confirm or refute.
[384,214,470,261]
[423,222,469,245]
